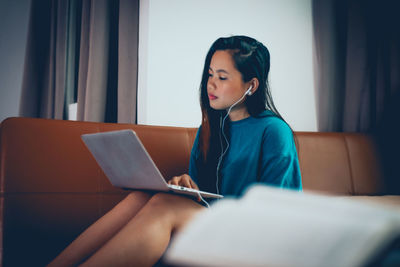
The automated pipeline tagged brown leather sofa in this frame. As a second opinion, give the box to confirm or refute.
[0,117,396,266]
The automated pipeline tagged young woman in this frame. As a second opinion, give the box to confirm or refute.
[48,36,302,267]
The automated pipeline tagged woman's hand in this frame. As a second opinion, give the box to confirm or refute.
[168,174,201,202]
[168,174,199,190]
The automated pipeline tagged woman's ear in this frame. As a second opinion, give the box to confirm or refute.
[247,78,259,96]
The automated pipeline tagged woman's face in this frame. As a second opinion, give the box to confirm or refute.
[207,50,249,114]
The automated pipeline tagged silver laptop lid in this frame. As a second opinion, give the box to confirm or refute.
[81,130,169,191]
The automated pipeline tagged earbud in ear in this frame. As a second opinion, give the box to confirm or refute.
[246,85,253,96]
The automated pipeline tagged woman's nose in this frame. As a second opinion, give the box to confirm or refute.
[208,78,216,90]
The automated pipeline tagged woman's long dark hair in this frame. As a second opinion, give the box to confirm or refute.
[197,36,286,193]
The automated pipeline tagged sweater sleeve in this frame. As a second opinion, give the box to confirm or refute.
[259,119,302,190]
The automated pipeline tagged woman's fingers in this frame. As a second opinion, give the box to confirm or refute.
[180,175,192,188]
[168,174,202,202]
[168,175,189,187]
[189,179,199,190]
[168,176,179,185]
[168,174,198,190]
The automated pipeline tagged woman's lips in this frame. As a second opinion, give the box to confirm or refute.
[208,94,217,100]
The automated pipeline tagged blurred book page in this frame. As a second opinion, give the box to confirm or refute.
[165,185,400,267]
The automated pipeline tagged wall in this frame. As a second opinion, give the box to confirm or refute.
[0,0,31,123]
[138,0,316,131]
[0,0,316,131]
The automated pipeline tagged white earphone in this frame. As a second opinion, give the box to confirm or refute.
[245,85,253,96]
[215,84,254,194]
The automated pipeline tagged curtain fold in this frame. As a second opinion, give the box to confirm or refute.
[76,0,90,121]
[118,0,139,124]
[77,0,112,122]
[64,0,81,119]
[53,0,68,119]
[312,0,344,132]
[20,0,139,123]
[19,0,62,119]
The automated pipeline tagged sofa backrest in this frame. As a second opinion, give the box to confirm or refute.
[0,117,196,195]
[295,132,382,195]
[0,117,383,265]
[0,117,383,196]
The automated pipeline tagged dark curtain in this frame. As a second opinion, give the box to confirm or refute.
[19,0,68,119]
[312,0,400,133]
[19,0,139,123]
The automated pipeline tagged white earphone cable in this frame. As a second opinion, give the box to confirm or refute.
[215,89,250,194]
[196,191,210,208]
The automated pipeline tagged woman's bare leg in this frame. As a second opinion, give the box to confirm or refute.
[81,193,204,267]
[48,191,152,267]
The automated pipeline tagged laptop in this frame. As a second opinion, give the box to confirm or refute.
[81,129,223,199]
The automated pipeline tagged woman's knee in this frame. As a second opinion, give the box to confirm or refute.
[145,193,176,210]
[145,193,203,219]
[125,191,152,202]
[146,192,196,208]
[115,191,152,212]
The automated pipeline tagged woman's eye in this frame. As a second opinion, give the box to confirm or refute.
[219,77,227,81]
[208,73,213,77]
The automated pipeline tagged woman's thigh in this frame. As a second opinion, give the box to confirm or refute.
[80,193,205,266]
[48,191,153,267]
[143,193,205,232]
[87,190,153,233]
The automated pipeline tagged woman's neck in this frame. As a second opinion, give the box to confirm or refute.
[228,106,250,121]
